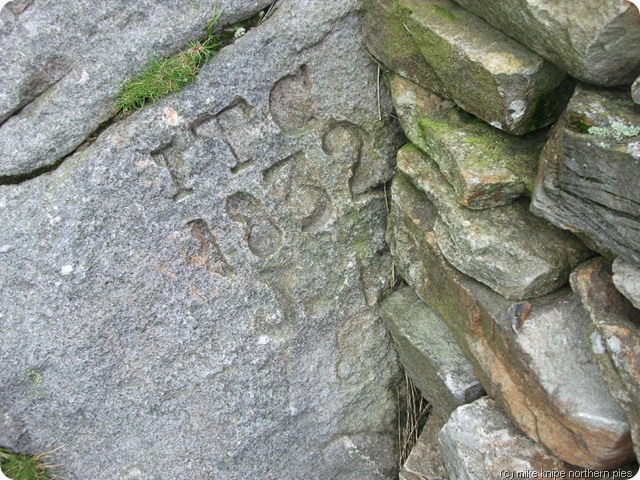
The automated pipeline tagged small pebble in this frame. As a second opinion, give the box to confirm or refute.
[0,244,13,253]
[61,264,74,276]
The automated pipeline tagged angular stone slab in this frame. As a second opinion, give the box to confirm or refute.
[0,0,275,180]
[397,144,592,301]
[633,77,640,105]
[439,398,575,479]
[571,257,640,462]
[0,2,401,478]
[531,85,640,264]
[613,257,640,310]
[381,287,484,417]
[404,0,570,135]
[449,0,640,86]
[362,0,450,99]
[388,172,633,469]
[390,74,545,209]
[400,413,449,480]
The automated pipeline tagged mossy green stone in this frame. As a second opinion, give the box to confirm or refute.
[390,74,545,209]
[363,0,450,98]
[402,0,571,135]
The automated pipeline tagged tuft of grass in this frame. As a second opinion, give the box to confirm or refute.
[114,4,270,119]
[0,448,58,480]
[114,6,224,118]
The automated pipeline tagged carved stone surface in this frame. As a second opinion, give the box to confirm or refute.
[387,172,633,469]
[0,1,403,478]
[0,0,275,180]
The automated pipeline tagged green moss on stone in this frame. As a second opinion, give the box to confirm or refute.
[429,4,457,21]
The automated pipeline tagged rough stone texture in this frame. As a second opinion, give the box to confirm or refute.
[400,413,449,480]
[387,172,634,469]
[448,0,640,86]
[0,1,403,478]
[390,74,545,209]
[570,257,640,463]
[381,287,484,417]
[439,398,576,479]
[0,0,275,180]
[531,85,640,264]
[362,0,450,99]
[613,257,640,310]
[397,145,592,301]
[404,0,570,135]
[633,77,640,104]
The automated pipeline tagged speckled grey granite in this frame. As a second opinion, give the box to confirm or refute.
[0,1,403,478]
[0,0,273,179]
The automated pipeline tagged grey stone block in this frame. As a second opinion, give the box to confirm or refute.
[531,85,640,264]
[439,398,575,479]
[405,0,570,134]
[381,287,484,417]
[449,0,640,86]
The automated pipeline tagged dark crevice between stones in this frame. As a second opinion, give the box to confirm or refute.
[0,115,113,186]
[0,6,275,187]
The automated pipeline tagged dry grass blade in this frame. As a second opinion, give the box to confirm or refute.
[397,372,431,469]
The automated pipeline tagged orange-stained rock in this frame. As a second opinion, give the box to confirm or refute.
[388,171,634,469]
[570,257,640,463]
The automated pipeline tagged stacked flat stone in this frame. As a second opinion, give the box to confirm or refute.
[364,0,640,476]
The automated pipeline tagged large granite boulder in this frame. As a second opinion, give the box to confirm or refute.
[571,258,640,463]
[390,74,545,209]
[448,0,640,86]
[404,0,570,135]
[381,287,484,417]
[388,172,633,469]
[397,145,592,301]
[531,85,640,264]
[439,398,575,478]
[0,1,403,478]
[0,0,277,181]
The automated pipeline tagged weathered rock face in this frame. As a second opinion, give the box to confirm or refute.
[0,0,276,181]
[403,0,570,135]
[613,257,640,311]
[439,398,576,479]
[0,1,402,478]
[381,287,484,417]
[397,145,592,301]
[531,85,640,264]
[570,258,640,463]
[390,74,545,209]
[400,413,449,480]
[448,0,640,86]
[362,0,450,99]
[388,172,633,469]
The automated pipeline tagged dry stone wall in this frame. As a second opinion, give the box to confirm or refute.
[368,0,640,477]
